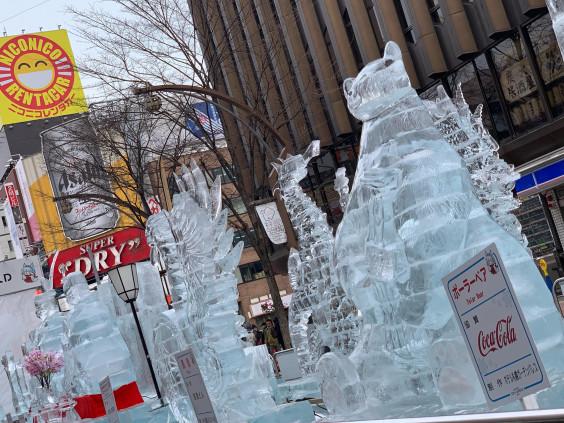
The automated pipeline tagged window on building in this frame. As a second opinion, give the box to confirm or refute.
[204,165,236,185]
[426,0,444,24]
[224,196,247,216]
[1,216,6,227]
[393,0,415,44]
[489,32,547,133]
[7,240,13,252]
[342,9,364,71]
[527,14,564,117]
[237,260,265,283]
[233,229,253,248]
[167,175,180,198]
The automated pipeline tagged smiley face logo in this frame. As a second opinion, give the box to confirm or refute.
[0,34,75,110]
[14,52,55,91]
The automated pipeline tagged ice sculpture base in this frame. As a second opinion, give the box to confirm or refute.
[277,376,321,403]
[248,400,314,423]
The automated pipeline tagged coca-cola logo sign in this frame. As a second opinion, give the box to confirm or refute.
[478,315,517,357]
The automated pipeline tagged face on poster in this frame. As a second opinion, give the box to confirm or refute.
[0,30,87,124]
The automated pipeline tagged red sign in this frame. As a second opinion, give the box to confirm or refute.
[48,227,150,288]
[4,183,18,207]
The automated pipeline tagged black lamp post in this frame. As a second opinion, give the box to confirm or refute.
[107,263,165,407]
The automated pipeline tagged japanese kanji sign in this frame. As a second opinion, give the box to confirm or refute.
[442,243,549,409]
[175,348,217,423]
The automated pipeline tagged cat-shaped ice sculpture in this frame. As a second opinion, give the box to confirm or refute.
[316,41,564,419]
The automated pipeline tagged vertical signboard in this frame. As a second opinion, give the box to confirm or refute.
[41,116,119,241]
[3,200,23,259]
[99,376,119,423]
[442,243,550,408]
[14,160,40,242]
[175,348,217,423]
[0,30,87,125]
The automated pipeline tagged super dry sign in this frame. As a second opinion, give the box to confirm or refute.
[48,228,150,288]
[0,30,87,124]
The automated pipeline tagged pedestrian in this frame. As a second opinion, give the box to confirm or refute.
[273,317,285,350]
[264,319,282,356]
[253,324,264,346]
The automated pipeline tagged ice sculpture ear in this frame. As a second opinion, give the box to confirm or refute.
[344,78,355,100]
[383,41,402,64]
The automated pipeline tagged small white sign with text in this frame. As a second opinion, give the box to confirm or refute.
[99,376,119,423]
[175,348,217,423]
[442,243,550,409]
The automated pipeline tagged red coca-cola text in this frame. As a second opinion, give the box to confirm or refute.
[478,316,516,357]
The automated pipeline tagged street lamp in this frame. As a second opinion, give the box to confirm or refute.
[107,263,165,407]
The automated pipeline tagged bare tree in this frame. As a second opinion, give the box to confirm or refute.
[66,0,318,348]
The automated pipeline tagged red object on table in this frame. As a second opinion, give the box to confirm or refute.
[74,381,144,419]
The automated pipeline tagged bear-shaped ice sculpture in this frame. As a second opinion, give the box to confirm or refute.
[316,41,564,419]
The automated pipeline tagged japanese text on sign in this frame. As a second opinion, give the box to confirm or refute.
[174,348,217,423]
[442,243,549,409]
[99,376,119,423]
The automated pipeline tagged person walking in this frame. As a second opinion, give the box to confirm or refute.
[253,325,264,346]
[264,319,282,356]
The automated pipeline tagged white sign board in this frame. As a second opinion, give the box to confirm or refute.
[0,256,41,296]
[4,200,23,259]
[256,202,287,244]
[442,243,550,409]
[175,348,217,423]
[99,376,119,423]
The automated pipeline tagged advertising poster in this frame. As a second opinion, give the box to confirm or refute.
[0,255,42,296]
[0,30,87,124]
[41,116,119,242]
[15,159,41,241]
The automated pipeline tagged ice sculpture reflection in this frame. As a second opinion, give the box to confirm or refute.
[548,0,564,57]
[311,41,564,419]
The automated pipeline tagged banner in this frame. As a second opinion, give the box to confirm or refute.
[256,202,287,244]
[41,116,119,242]
[0,255,41,296]
[4,182,18,207]
[0,30,87,124]
[4,199,23,259]
[48,227,150,288]
[186,102,224,138]
[15,159,40,241]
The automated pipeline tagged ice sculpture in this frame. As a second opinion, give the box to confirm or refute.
[97,282,154,396]
[315,41,564,419]
[27,290,66,396]
[145,161,314,423]
[334,167,350,209]
[61,272,138,397]
[548,1,564,57]
[273,142,361,375]
[1,351,30,414]
[424,85,526,247]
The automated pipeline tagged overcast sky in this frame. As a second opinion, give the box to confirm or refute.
[1,0,120,100]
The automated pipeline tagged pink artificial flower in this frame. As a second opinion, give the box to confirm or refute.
[23,349,64,388]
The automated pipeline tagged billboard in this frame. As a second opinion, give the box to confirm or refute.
[48,228,150,288]
[41,116,119,242]
[185,102,224,138]
[0,255,42,296]
[0,30,87,125]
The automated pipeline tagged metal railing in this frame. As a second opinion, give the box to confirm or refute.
[328,408,564,423]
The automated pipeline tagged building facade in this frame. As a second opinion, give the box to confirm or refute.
[191,0,564,280]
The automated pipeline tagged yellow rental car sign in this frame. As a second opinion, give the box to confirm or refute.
[0,30,87,124]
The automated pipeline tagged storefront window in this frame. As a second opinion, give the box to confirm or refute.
[489,33,546,133]
[527,14,564,117]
